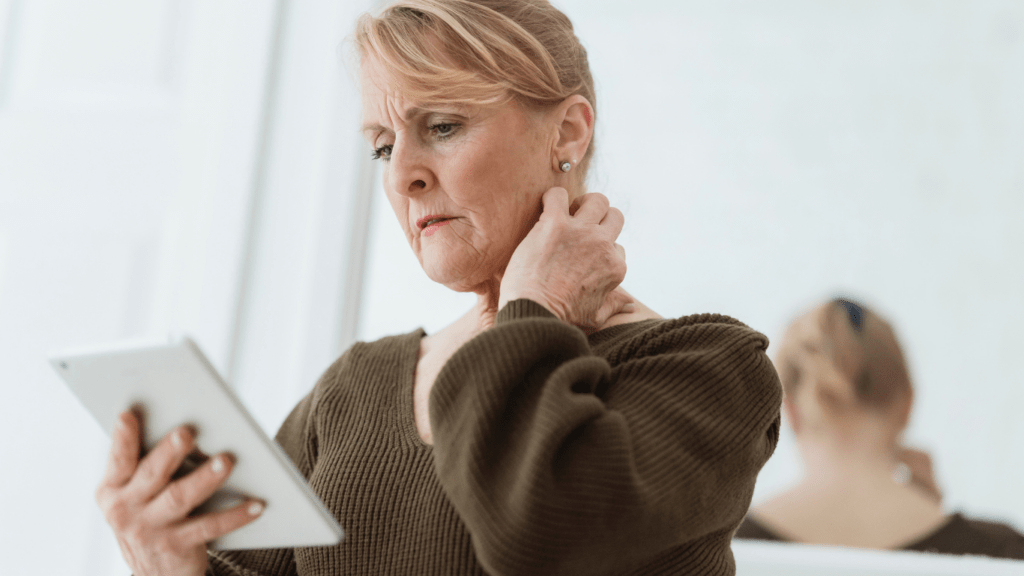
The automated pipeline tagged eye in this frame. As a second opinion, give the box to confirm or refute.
[371,144,393,161]
[429,122,460,140]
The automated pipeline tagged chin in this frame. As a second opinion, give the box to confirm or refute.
[421,267,483,293]
[419,255,501,294]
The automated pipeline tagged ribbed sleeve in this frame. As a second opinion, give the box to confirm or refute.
[206,303,782,576]
[429,299,783,576]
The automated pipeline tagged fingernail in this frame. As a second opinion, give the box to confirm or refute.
[171,430,183,448]
[248,502,264,516]
[211,456,225,474]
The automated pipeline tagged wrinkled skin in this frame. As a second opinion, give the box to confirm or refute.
[499,187,630,333]
[96,411,263,576]
[360,57,631,330]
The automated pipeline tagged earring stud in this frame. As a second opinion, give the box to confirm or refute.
[560,161,572,173]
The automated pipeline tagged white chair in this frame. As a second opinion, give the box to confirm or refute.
[733,540,1024,576]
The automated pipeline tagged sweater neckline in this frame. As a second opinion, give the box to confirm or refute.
[397,328,433,451]
[398,316,663,450]
[899,512,963,551]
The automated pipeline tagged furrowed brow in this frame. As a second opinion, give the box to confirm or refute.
[361,103,441,135]
[360,123,391,138]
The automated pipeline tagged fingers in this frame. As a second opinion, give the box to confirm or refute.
[174,498,264,546]
[148,454,235,525]
[602,207,624,236]
[568,195,583,216]
[550,190,624,228]
[614,287,636,315]
[102,411,142,489]
[570,194,624,236]
[572,193,610,222]
[587,289,635,333]
[124,426,196,503]
[541,187,570,217]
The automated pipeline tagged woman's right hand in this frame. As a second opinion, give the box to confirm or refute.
[95,410,264,576]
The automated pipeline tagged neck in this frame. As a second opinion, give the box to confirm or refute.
[446,276,502,337]
[471,289,500,332]
[797,434,903,490]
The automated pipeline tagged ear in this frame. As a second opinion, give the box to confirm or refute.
[783,396,802,435]
[550,94,594,173]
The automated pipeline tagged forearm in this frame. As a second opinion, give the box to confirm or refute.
[430,300,783,575]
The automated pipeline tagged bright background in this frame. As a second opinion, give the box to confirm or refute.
[1,1,1021,574]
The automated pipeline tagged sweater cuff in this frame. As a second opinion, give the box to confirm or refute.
[496,299,558,324]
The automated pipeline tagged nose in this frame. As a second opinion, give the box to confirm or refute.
[388,135,435,197]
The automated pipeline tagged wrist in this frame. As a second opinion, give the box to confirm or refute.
[499,290,549,312]
[496,298,559,323]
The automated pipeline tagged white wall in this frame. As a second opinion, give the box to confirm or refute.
[359,0,1024,532]
[0,1,373,575]
[0,2,280,574]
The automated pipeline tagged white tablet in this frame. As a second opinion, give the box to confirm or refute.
[49,336,344,550]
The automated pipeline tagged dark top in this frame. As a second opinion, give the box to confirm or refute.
[734,512,1024,560]
[206,299,783,576]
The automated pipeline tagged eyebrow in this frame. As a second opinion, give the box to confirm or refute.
[359,105,469,137]
[360,122,390,137]
[359,105,425,137]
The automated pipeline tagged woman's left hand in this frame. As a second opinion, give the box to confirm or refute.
[499,188,632,333]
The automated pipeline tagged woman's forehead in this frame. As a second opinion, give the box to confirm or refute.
[359,61,400,110]
[360,63,459,120]
[358,69,417,136]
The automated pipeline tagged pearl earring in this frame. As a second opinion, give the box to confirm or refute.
[560,161,572,173]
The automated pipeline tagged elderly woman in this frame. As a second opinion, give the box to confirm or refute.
[96,1,782,575]
[735,298,1024,559]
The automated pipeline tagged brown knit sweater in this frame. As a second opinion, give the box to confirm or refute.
[208,299,782,576]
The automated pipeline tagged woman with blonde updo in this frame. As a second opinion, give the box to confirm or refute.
[735,298,1024,559]
[94,1,782,574]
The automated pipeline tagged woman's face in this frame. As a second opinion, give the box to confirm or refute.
[360,61,558,293]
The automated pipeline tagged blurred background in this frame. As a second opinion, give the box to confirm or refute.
[0,0,1021,574]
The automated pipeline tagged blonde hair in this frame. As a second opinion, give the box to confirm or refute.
[778,299,914,421]
[354,0,597,177]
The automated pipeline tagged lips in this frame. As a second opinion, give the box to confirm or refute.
[416,215,456,237]
[416,214,454,230]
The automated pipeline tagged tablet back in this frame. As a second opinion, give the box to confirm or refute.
[50,337,344,550]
